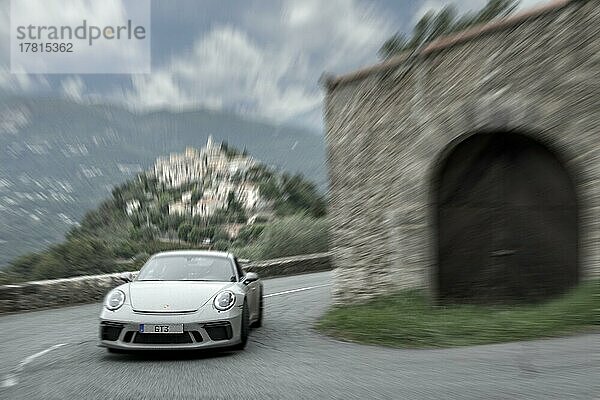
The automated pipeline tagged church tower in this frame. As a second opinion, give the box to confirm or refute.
[206,135,215,150]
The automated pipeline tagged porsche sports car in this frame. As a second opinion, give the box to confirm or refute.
[99,250,263,352]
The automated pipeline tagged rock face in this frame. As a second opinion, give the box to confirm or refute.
[0,253,331,314]
[324,0,600,304]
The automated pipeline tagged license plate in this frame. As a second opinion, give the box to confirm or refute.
[139,324,184,334]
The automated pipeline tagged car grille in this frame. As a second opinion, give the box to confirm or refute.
[133,333,193,344]
[100,322,123,341]
[204,322,233,341]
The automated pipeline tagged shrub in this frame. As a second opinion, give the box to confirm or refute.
[177,222,193,241]
[213,239,231,251]
[234,224,266,246]
[251,215,328,260]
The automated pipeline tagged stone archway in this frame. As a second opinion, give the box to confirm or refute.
[435,131,578,303]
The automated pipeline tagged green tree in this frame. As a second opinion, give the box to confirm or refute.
[177,222,193,242]
[129,211,145,228]
[212,228,230,243]
[190,189,203,204]
[130,226,157,242]
[157,193,173,214]
[6,253,43,280]
[188,226,206,244]
[203,226,217,240]
[28,237,117,281]
[226,191,241,212]
[113,239,139,259]
[213,239,230,251]
[379,0,519,59]
[276,173,327,218]
[234,224,266,246]
[259,180,280,200]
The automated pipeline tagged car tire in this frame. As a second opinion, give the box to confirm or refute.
[252,286,263,328]
[233,300,249,350]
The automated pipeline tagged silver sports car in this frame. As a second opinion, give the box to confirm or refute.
[99,250,263,352]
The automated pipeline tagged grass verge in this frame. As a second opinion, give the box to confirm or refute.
[316,281,599,348]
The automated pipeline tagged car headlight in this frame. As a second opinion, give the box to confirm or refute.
[213,290,236,311]
[105,289,126,311]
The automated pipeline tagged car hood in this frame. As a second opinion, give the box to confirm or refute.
[129,281,233,312]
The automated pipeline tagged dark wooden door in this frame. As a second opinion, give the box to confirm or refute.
[436,132,577,303]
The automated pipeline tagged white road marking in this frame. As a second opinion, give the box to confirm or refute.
[264,283,331,298]
[0,282,331,388]
[1,343,67,388]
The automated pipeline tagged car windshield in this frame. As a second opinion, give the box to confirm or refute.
[136,255,235,282]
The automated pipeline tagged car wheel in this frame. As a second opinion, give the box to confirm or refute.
[252,286,263,328]
[233,300,249,350]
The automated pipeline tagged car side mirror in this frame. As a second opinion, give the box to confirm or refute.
[243,272,259,285]
[125,272,135,282]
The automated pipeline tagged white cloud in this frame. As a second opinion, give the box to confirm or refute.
[128,26,321,120]
[3,0,555,128]
[127,0,393,126]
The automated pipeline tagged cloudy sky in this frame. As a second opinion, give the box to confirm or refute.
[0,0,550,131]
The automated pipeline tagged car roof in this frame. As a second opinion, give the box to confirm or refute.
[150,250,232,259]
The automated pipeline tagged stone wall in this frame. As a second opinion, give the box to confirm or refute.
[324,0,600,304]
[244,253,331,278]
[0,253,331,314]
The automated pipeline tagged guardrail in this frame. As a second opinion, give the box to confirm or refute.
[0,253,331,314]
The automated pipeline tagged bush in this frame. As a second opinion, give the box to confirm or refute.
[28,237,117,281]
[238,215,328,260]
[234,224,266,246]
[188,226,216,244]
[177,222,193,241]
[129,226,158,241]
[228,244,263,260]
[112,240,139,259]
[213,239,231,251]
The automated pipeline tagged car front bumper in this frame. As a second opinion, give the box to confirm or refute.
[99,304,243,351]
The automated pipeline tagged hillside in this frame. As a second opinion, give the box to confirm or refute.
[0,97,326,266]
[1,140,327,283]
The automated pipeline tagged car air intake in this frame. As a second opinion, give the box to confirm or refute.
[191,331,203,342]
[133,333,193,344]
[123,331,135,343]
[204,322,233,341]
[100,322,124,341]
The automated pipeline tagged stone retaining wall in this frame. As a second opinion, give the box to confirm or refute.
[243,253,332,278]
[0,253,331,314]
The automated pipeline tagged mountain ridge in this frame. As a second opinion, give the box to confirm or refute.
[0,96,326,266]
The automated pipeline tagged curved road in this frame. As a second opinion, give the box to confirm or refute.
[0,271,597,399]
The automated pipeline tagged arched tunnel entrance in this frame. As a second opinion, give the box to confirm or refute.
[435,132,578,303]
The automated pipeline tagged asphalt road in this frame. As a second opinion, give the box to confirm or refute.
[0,271,597,399]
